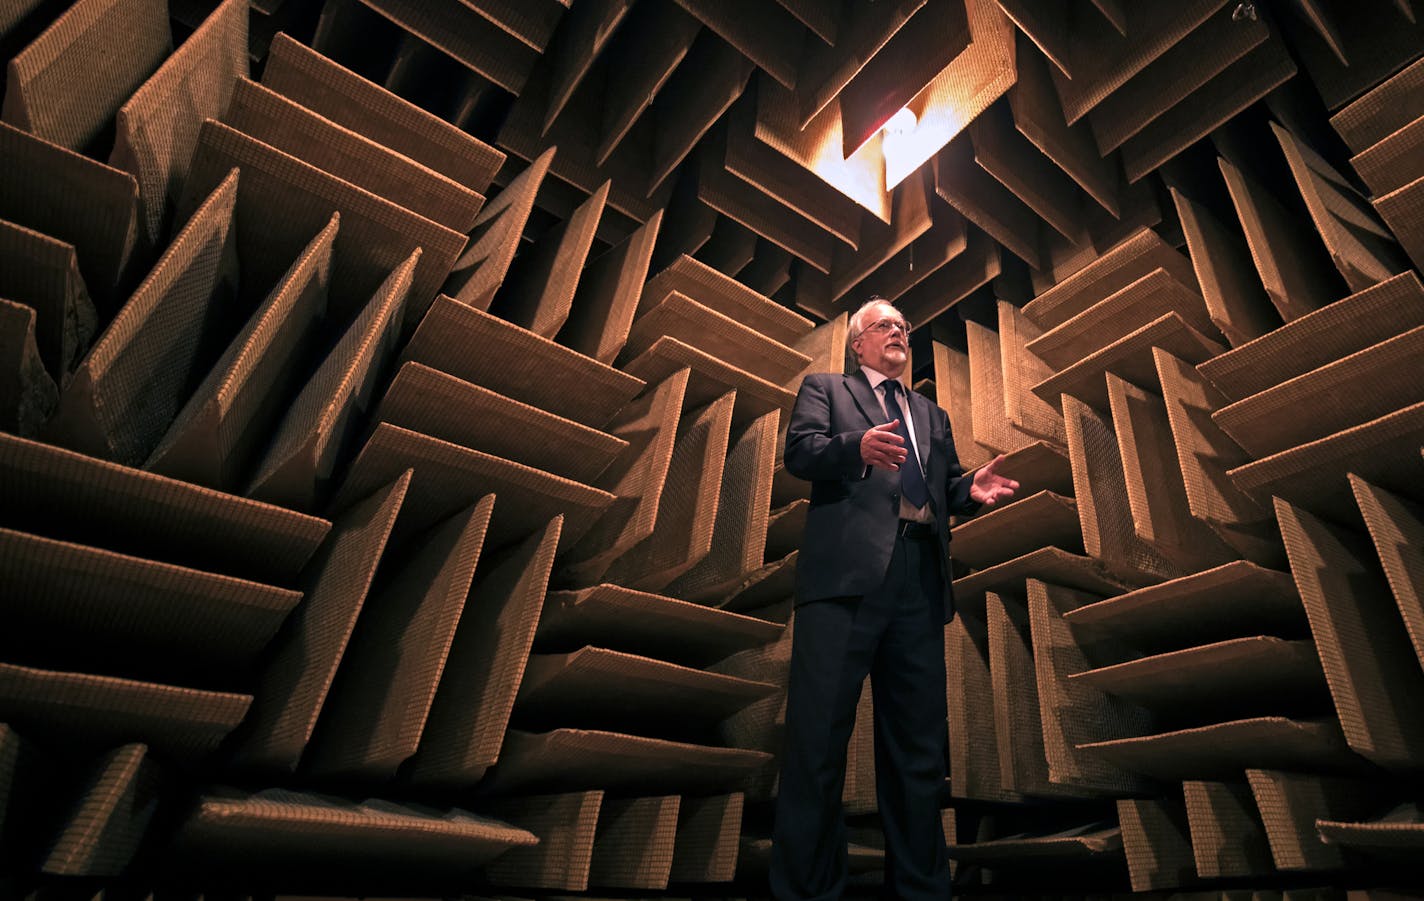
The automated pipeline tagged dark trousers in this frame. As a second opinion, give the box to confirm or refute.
[770,532,952,900]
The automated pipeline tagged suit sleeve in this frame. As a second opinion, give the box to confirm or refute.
[784,375,869,482]
[938,404,981,516]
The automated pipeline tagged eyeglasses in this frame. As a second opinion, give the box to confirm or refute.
[859,317,910,338]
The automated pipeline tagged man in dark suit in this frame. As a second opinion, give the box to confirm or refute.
[771,297,1018,900]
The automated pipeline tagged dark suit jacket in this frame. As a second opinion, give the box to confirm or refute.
[784,368,977,621]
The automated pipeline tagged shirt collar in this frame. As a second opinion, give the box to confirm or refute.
[860,366,895,392]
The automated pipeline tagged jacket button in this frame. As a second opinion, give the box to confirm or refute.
[890,491,899,502]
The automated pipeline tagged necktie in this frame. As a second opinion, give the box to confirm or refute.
[882,380,929,508]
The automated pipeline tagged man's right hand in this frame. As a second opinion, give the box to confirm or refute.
[861,420,908,471]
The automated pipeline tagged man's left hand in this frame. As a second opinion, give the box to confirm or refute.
[969,454,1019,507]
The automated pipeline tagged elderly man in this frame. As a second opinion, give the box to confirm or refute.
[771,297,1018,900]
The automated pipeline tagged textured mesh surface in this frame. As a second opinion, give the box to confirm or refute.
[2,0,170,152]
[933,340,992,469]
[1154,348,1282,566]
[490,182,605,338]
[1331,55,1424,153]
[954,546,1129,608]
[334,423,614,552]
[1028,269,1217,369]
[376,362,627,485]
[1084,3,1264,153]
[231,473,408,774]
[0,295,54,435]
[1119,34,1296,183]
[1171,185,1281,349]
[43,169,240,467]
[1077,716,1359,780]
[180,119,463,328]
[1219,154,1339,323]
[601,391,735,592]
[987,592,1093,799]
[1023,227,1198,330]
[1375,173,1424,274]
[1062,560,1305,652]
[481,790,603,890]
[41,743,157,877]
[1197,270,1424,404]
[0,662,250,760]
[559,370,686,585]
[1063,393,1186,584]
[587,794,680,890]
[303,495,495,781]
[1274,120,1410,291]
[1027,579,1153,794]
[1245,768,1384,871]
[965,320,1034,456]
[1071,636,1325,710]
[558,210,661,364]
[950,489,1082,570]
[1105,373,1239,572]
[405,516,562,787]
[1352,475,1424,674]
[248,249,416,511]
[1031,312,1226,413]
[477,728,772,796]
[146,214,335,492]
[1117,795,1196,892]
[515,647,774,729]
[669,792,742,882]
[111,0,246,247]
[622,334,796,429]
[0,432,328,584]
[261,33,504,192]
[224,77,484,234]
[0,217,97,382]
[0,525,301,673]
[347,0,538,94]
[1276,497,1424,768]
[538,584,781,666]
[403,294,645,429]
[1349,113,1424,196]
[1228,400,1424,527]
[997,300,1064,445]
[665,408,778,601]
[0,121,139,310]
[1214,324,1424,458]
[173,788,535,871]
[622,291,812,386]
[442,147,552,313]
[644,254,812,346]
[947,610,1021,802]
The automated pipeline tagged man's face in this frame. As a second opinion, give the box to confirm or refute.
[852,302,909,378]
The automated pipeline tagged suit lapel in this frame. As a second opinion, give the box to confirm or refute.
[845,369,884,426]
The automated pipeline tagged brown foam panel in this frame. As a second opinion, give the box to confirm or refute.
[146,214,335,492]
[1247,768,1390,871]
[261,33,505,193]
[1027,579,1154,796]
[488,182,606,338]
[442,147,553,314]
[374,361,627,485]
[0,218,97,384]
[669,792,743,883]
[43,171,240,468]
[1118,795,1197,892]
[997,300,1065,446]
[947,609,1020,803]
[1277,498,1424,769]
[621,291,811,387]
[1183,778,1275,879]
[0,296,55,435]
[954,547,1131,610]
[231,473,408,774]
[480,790,603,891]
[248,249,417,511]
[2,0,170,152]
[303,495,495,781]
[586,794,681,890]
[406,516,562,787]
[475,728,772,797]
[1023,227,1198,330]
[965,320,1035,456]
[40,743,159,877]
[950,490,1082,570]
[557,210,662,364]
[1331,56,1424,154]
[1078,716,1361,781]
[402,294,645,429]
[1351,476,1424,674]
[1170,185,1282,349]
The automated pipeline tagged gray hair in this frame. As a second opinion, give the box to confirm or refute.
[846,296,905,359]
